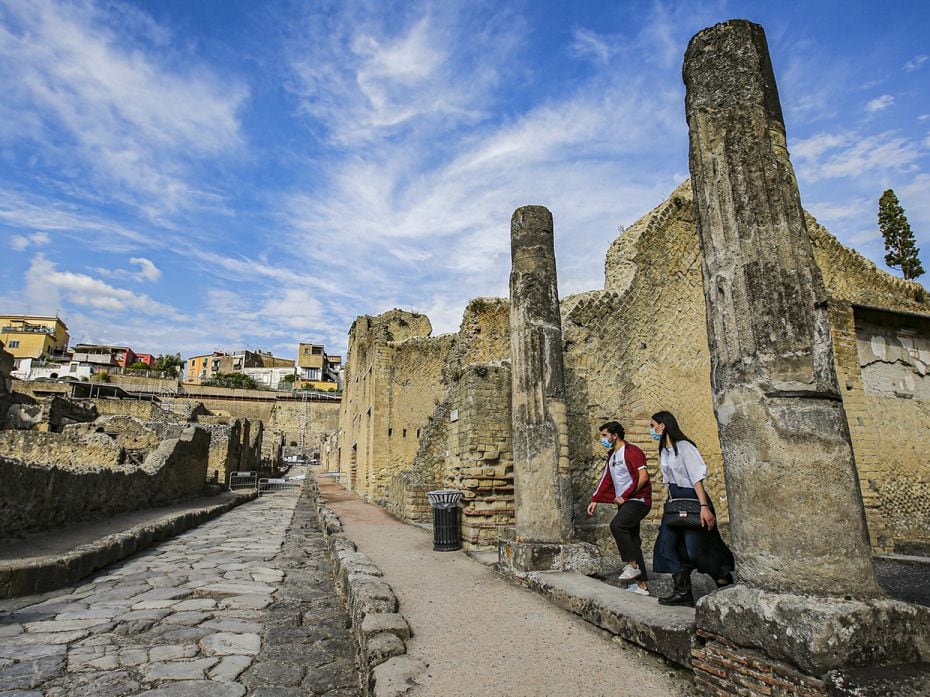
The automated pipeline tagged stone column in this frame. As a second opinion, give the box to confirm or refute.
[684,20,930,688]
[685,18,877,597]
[501,206,595,572]
[509,206,573,542]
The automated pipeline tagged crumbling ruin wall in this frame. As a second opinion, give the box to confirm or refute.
[444,362,514,549]
[338,309,450,500]
[93,399,176,421]
[0,430,124,468]
[808,218,930,553]
[195,420,243,483]
[564,182,722,554]
[4,395,98,432]
[568,182,930,555]
[0,426,210,541]
[265,400,340,459]
[0,345,12,425]
[376,299,511,521]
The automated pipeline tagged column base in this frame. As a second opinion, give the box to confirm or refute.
[694,585,930,693]
[497,536,602,574]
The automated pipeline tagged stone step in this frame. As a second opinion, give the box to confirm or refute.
[519,571,695,667]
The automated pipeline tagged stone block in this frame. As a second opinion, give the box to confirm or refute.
[696,585,930,675]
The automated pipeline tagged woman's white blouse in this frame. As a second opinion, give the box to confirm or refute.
[659,440,707,487]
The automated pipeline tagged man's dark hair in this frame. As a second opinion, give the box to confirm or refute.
[599,421,624,440]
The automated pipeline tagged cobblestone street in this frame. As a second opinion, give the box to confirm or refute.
[0,483,360,697]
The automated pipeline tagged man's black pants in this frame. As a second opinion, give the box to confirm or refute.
[609,500,651,581]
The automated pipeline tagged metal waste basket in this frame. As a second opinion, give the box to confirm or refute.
[427,490,463,551]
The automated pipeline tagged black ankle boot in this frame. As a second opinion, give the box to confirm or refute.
[658,570,694,607]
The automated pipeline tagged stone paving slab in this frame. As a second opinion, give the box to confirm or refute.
[0,476,361,696]
[520,570,696,667]
[0,492,256,600]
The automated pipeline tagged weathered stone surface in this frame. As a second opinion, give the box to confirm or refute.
[369,655,426,697]
[0,472,360,696]
[508,205,573,559]
[360,613,410,641]
[523,571,695,667]
[146,657,221,681]
[696,585,930,674]
[208,655,253,682]
[138,680,246,697]
[684,18,879,597]
[363,632,405,669]
[199,632,261,656]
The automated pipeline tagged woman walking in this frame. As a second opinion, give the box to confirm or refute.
[651,411,735,606]
[587,421,652,596]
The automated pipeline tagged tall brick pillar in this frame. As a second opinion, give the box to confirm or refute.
[684,19,930,694]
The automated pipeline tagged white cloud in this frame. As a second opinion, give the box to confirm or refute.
[904,54,928,71]
[25,254,178,317]
[129,257,161,282]
[7,230,49,251]
[0,0,248,216]
[866,94,894,113]
[571,28,612,63]
[793,131,920,182]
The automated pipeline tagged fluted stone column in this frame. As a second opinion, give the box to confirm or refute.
[684,20,930,684]
[509,206,573,543]
[685,18,878,598]
[499,206,594,573]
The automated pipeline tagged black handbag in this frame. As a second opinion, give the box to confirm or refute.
[662,497,703,529]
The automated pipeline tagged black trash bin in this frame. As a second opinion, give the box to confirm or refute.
[427,490,463,551]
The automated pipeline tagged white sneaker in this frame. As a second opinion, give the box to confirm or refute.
[626,583,649,596]
[618,564,642,581]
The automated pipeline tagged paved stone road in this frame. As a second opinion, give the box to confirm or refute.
[0,482,360,697]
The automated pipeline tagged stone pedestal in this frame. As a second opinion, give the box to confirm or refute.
[684,19,930,693]
[502,205,579,572]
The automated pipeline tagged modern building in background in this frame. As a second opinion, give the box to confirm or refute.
[297,342,341,391]
[0,315,69,363]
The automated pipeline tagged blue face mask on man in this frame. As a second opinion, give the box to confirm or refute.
[600,436,612,449]
[649,427,662,441]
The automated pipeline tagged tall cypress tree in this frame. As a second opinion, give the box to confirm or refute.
[879,189,924,280]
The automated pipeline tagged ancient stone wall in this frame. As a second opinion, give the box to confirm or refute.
[337,309,450,501]
[0,345,12,425]
[4,394,97,433]
[0,429,124,468]
[565,182,723,554]
[331,184,928,555]
[0,426,210,541]
[443,363,515,548]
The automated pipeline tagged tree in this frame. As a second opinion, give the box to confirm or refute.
[154,353,182,378]
[203,372,258,390]
[128,361,150,371]
[879,189,924,280]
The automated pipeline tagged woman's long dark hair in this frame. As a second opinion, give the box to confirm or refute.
[651,411,695,456]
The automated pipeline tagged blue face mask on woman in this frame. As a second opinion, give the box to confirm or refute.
[649,427,662,441]
[600,436,612,449]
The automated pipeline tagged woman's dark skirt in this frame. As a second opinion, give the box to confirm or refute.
[652,483,735,578]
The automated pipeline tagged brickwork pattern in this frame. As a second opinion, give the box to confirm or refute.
[692,630,828,697]
[442,363,515,549]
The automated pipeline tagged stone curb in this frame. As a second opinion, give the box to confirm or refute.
[496,565,696,668]
[0,490,257,600]
[308,477,422,697]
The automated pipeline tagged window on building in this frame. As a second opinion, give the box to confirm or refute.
[312,346,323,355]
[8,340,19,348]
[402,429,407,438]
[69,364,77,373]
[388,428,393,437]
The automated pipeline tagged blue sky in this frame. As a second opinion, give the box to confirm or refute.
[1,0,929,361]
